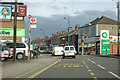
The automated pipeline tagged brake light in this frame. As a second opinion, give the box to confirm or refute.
[11,50,13,53]
[4,54,8,55]
[27,50,29,53]
[74,52,76,55]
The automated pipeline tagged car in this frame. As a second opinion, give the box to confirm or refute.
[52,46,63,56]
[5,42,29,60]
[62,46,76,59]
[0,42,10,61]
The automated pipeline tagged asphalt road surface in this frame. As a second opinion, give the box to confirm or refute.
[26,55,120,80]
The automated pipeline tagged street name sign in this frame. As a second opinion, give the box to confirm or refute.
[100,30,110,55]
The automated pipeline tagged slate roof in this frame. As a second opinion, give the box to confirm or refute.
[90,16,117,25]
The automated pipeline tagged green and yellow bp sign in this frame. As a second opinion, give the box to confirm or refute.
[100,30,110,55]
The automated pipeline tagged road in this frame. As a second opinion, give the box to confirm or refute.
[25,55,120,80]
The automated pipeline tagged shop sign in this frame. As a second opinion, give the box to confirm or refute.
[0,28,25,37]
[18,6,27,16]
[0,5,12,22]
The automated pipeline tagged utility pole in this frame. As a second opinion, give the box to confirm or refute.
[117,0,120,57]
[82,35,84,55]
[13,0,17,62]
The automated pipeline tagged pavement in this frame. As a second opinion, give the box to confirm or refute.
[2,54,58,78]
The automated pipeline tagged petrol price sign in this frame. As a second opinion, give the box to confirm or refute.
[100,30,110,55]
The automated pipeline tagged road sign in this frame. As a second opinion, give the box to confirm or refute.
[30,18,36,24]
[28,15,32,19]
[30,24,36,28]
[100,30,110,55]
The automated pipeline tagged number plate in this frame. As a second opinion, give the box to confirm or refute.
[66,53,69,55]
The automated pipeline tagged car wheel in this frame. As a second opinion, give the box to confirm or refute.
[17,53,23,60]
[74,56,76,59]
[63,56,65,59]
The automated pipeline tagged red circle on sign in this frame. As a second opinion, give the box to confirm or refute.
[28,15,32,19]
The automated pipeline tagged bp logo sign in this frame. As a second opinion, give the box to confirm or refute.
[101,30,109,39]
[102,32,108,38]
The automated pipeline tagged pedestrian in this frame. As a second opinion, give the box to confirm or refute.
[87,50,90,55]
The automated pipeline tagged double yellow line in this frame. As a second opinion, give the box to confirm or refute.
[27,59,61,79]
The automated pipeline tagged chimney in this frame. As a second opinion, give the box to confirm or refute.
[75,24,80,30]
[62,31,66,34]
[45,35,49,39]
[52,34,56,37]
[68,27,73,32]
[57,31,61,35]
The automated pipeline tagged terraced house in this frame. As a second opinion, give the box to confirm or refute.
[78,16,120,55]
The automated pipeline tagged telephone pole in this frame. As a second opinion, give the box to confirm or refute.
[117,0,119,57]
[13,0,17,62]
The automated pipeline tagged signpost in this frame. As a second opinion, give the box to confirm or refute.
[100,30,110,55]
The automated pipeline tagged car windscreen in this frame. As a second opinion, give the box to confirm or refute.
[70,47,74,50]
[6,43,26,48]
[40,47,46,50]
[65,47,69,51]
[3,46,9,50]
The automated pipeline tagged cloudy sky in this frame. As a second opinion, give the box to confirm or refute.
[2,0,119,40]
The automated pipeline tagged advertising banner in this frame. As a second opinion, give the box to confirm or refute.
[0,28,25,37]
[0,5,12,22]
[18,6,27,16]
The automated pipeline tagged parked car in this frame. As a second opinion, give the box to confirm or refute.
[52,46,63,56]
[0,42,10,61]
[39,46,47,54]
[5,42,29,60]
[62,46,76,59]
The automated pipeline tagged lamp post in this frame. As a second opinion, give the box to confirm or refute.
[117,0,119,57]
[64,17,70,45]
[113,0,119,57]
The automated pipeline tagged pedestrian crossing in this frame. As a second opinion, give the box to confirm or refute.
[53,63,85,68]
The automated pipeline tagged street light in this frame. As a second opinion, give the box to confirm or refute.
[113,0,120,57]
[64,16,70,45]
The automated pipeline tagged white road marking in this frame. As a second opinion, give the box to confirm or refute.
[87,58,90,61]
[91,61,96,64]
[97,64,106,70]
[109,71,120,79]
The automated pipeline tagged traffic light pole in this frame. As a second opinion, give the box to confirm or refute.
[13,0,17,62]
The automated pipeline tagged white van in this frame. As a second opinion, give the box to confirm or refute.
[5,42,29,60]
[63,46,76,59]
[52,46,63,56]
